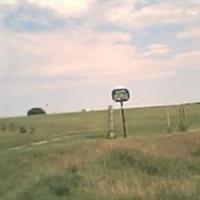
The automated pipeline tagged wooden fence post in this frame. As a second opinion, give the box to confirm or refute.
[108,105,115,138]
[166,106,171,132]
[178,104,188,132]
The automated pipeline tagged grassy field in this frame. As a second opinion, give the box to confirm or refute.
[0,103,200,200]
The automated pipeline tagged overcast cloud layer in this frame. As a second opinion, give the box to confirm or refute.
[1,0,200,117]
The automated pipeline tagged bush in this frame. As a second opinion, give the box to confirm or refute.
[27,107,46,116]
[19,126,27,134]
[0,124,6,131]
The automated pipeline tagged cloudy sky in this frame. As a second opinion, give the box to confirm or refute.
[0,0,200,117]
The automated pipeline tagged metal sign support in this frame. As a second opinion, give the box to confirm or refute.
[120,101,127,137]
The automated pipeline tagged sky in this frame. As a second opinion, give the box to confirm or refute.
[0,0,200,117]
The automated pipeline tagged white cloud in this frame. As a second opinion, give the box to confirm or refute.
[105,1,200,29]
[4,28,173,87]
[5,26,199,94]
[144,43,171,56]
[177,26,200,39]
[2,0,92,17]
[31,0,91,17]
[172,50,200,69]
[1,0,17,4]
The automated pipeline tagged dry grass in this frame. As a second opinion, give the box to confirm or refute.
[95,130,200,158]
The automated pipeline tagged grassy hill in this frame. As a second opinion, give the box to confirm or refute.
[0,103,200,200]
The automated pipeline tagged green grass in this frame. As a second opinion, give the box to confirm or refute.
[0,103,200,149]
[0,103,200,200]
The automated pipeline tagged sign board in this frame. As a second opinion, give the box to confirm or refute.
[112,88,130,102]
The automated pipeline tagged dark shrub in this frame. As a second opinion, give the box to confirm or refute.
[27,107,46,116]
[0,124,6,131]
[19,126,27,134]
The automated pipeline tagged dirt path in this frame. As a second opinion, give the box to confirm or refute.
[5,134,78,152]
[2,128,200,153]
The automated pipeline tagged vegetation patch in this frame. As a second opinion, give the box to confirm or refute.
[18,126,28,134]
[100,148,200,178]
[192,147,200,157]
[154,188,200,200]
[0,122,36,135]
[0,123,6,131]
[8,123,18,132]
[21,168,82,200]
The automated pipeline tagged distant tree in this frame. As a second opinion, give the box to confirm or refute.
[27,107,46,116]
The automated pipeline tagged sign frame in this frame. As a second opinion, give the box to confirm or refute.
[112,88,130,103]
